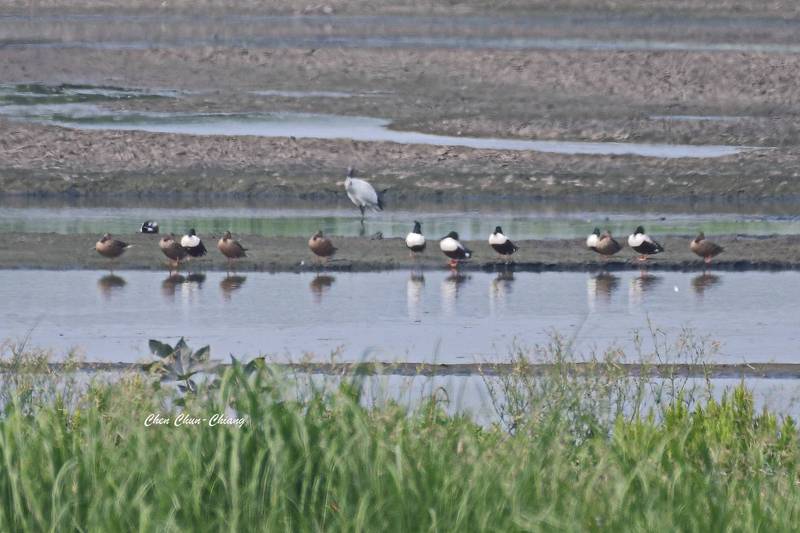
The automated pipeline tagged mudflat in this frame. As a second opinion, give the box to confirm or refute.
[2,3,800,202]
[2,233,799,272]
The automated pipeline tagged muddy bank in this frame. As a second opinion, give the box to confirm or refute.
[4,8,800,201]
[7,360,800,379]
[5,46,800,146]
[3,119,799,202]
[2,233,799,272]
[5,0,800,18]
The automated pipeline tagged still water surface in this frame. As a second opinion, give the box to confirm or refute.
[3,205,799,239]
[1,270,797,364]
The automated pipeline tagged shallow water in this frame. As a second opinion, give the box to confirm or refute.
[0,99,747,157]
[1,205,798,240]
[295,374,800,424]
[1,269,798,363]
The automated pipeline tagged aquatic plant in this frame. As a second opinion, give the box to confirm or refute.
[146,337,211,393]
[0,338,798,531]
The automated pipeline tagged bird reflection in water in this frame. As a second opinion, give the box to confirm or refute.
[185,273,206,287]
[310,274,336,303]
[161,273,205,302]
[97,274,126,299]
[692,272,721,297]
[220,275,247,301]
[407,272,425,321]
[161,273,186,300]
[586,272,618,311]
[441,272,470,316]
[489,270,514,314]
[628,270,662,306]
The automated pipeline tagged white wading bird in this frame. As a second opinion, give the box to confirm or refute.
[343,167,386,223]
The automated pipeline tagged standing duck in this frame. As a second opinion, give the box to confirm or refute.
[217,231,248,272]
[439,231,472,269]
[488,226,519,261]
[593,231,622,258]
[159,233,188,273]
[181,229,207,258]
[586,227,601,251]
[308,230,337,264]
[344,167,386,223]
[690,232,724,264]
[405,221,426,257]
[95,233,132,269]
[628,226,664,261]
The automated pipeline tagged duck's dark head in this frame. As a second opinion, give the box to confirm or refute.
[188,228,197,236]
[695,231,705,242]
[446,231,459,240]
[101,233,111,241]
[635,226,645,235]
[494,226,503,235]
[313,230,324,239]
[346,166,355,178]
[223,231,232,239]
[412,220,422,233]
[592,227,601,236]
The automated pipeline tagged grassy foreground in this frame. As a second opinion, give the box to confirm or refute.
[0,346,799,531]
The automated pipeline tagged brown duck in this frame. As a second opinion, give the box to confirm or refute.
[95,233,131,259]
[690,232,724,264]
[593,231,622,257]
[159,233,188,272]
[308,230,337,263]
[217,231,248,271]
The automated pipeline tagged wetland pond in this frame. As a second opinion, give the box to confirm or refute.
[0,84,748,158]
[1,269,798,364]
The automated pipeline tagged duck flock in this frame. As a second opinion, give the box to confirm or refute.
[94,168,725,271]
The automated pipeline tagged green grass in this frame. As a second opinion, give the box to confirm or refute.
[0,342,799,532]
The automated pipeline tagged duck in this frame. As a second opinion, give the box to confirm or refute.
[489,226,519,261]
[439,231,472,268]
[344,167,386,223]
[308,230,337,264]
[586,227,601,251]
[405,221,426,256]
[159,233,188,273]
[593,231,622,258]
[140,220,159,234]
[628,226,664,261]
[95,233,132,269]
[217,231,248,271]
[690,232,724,264]
[180,229,207,258]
